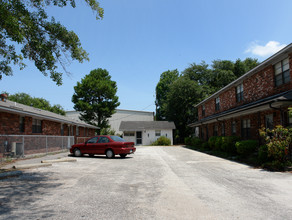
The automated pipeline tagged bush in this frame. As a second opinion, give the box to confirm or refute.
[221,136,240,153]
[262,161,287,171]
[208,136,218,150]
[214,136,223,151]
[152,136,171,146]
[184,137,202,147]
[260,125,292,162]
[202,142,210,150]
[258,145,270,163]
[235,140,258,156]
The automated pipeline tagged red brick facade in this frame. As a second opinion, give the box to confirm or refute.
[193,50,292,141]
[0,111,96,158]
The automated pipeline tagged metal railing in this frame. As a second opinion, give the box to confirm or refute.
[0,135,74,158]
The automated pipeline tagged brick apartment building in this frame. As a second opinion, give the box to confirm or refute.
[189,43,292,142]
[0,98,97,157]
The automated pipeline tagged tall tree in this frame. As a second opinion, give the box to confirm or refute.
[0,0,103,85]
[72,68,120,129]
[164,77,203,142]
[155,69,179,120]
[7,92,66,115]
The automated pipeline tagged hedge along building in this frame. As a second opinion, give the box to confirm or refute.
[0,98,98,158]
[189,43,292,142]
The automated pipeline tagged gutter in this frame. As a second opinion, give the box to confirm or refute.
[0,106,98,129]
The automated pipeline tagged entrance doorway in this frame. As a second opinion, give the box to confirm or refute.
[136,131,142,145]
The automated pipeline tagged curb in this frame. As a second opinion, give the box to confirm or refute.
[13,163,52,169]
[41,158,77,163]
[0,170,23,180]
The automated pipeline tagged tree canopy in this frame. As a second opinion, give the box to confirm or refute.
[155,69,179,120]
[155,58,259,142]
[72,68,120,129]
[7,92,66,115]
[0,0,103,85]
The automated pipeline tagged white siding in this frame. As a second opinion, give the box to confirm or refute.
[123,129,173,145]
[66,110,154,134]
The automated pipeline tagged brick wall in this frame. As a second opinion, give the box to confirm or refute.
[198,55,292,120]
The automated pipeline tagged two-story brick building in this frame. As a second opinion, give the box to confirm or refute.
[189,43,292,142]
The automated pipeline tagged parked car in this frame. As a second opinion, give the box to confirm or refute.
[70,135,136,158]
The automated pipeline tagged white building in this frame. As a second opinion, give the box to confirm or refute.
[66,109,154,134]
[119,121,176,145]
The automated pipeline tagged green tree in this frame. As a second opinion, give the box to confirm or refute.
[155,69,179,120]
[0,0,103,85]
[7,92,66,115]
[72,68,120,129]
[164,77,203,142]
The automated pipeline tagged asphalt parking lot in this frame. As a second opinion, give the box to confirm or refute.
[1,146,292,219]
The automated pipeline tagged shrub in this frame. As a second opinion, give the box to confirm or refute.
[235,140,258,156]
[214,136,223,151]
[152,136,171,146]
[258,145,270,163]
[260,125,292,162]
[184,137,202,147]
[184,137,193,146]
[202,142,210,150]
[221,136,240,153]
[208,136,218,150]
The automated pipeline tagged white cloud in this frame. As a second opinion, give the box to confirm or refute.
[245,41,287,57]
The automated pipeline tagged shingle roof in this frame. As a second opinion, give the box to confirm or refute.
[119,121,176,131]
[0,100,98,129]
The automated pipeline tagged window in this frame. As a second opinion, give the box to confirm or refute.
[155,130,161,136]
[213,125,218,136]
[98,137,109,143]
[275,58,290,87]
[84,127,86,136]
[202,105,205,117]
[221,123,225,136]
[124,131,135,136]
[236,84,244,102]
[232,121,236,135]
[265,114,273,129]
[87,137,98,143]
[215,97,220,111]
[32,118,42,133]
[19,116,25,132]
[76,126,79,136]
[241,119,250,139]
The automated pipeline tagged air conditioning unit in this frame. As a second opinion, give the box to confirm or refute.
[12,142,23,157]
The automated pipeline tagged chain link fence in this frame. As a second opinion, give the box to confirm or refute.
[0,135,74,158]
[76,137,90,144]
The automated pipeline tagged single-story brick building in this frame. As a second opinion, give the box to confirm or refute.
[0,98,98,158]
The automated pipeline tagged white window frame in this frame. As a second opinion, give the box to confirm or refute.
[275,58,290,87]
[155,130,161,137]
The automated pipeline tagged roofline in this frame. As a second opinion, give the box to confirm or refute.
[66,109,154,114]
[195,43,292,107]
[0,106,98,129]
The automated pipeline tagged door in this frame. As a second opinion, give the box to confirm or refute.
[96,136,110,154]
[84,136,99,154]
[136,131,142,145]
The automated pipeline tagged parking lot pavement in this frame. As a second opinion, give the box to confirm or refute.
[1,146,292,219]
[1,151,70,170]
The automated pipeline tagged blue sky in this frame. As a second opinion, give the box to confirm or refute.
[1,0,292,112]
